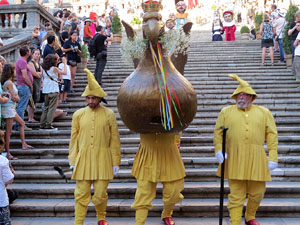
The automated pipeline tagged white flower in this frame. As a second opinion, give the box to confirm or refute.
[120,37,147,64]
[160,29,191,57]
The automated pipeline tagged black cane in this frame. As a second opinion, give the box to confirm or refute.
[53,166,73,183]
[219,126,228,225]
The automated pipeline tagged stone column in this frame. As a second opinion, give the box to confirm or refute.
[24,0,40,31]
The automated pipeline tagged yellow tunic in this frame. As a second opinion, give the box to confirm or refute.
[131,133,186,182]
[214,104,278,181]
[69,105,121,180]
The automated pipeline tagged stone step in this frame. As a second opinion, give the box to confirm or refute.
[11,126,300,140]
[9,155,300,171]
[9,182,300,199]
[8,144,300,158]
[11,167,300,183]
[9,217,300,225]
[9,197,300,217]
[7,134,300,149]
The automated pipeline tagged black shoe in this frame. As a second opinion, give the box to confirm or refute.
[44,126,58,131]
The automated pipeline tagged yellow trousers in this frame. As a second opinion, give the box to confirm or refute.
[74,180,109,225]
[227,179,266,225]
[132,178,184,225]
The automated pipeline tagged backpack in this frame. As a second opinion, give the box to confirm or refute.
[88,33,100,57]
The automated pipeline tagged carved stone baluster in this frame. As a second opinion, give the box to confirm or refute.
[18,13,24,28]
[12,13,16,28]
[4,13,9,28]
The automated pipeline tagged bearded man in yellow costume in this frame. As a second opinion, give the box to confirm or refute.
[214,74,278,225]
[68,69,121,225]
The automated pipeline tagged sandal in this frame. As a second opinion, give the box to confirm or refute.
[7,154,18,160]
[28,120,39,123]
[22,145,34,150]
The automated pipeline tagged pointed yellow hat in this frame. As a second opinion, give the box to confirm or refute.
[228,74,257,100]
[82,68,107,98]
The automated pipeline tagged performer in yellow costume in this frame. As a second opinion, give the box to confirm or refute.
[131,132,186,225]
[69,69,121,225]
[214,74,278,225]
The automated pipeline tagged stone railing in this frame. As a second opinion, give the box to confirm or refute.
[0,0,60,62]
[0,0,60,38]
[0,33,32,63]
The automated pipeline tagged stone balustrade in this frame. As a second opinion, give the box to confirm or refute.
[0,0,60,38]
[0,0,60,62]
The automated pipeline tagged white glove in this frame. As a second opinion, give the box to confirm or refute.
[216,151,228,164]
[268,161,278,171]
[113,166,119,175]
[69,166,74,170]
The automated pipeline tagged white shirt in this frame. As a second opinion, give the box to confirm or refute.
[0,156,14,207]
[0,37,3,46]
[58,63,71,80]
[274,17,285,38]
[295,33,300,56]
[42,66,59,93]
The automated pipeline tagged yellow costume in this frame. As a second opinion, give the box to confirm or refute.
[214,74,278,225]
[69,69,121,225]
[131,133,186,225]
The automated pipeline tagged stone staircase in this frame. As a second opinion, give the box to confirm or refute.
[8,31,300,221]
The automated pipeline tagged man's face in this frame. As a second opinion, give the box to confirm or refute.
[86,95,101,109]
[296,16,300,22]
[296,23,300,32]
[176,1,186,13]
[224,13,233,22]
[236,92,253,109]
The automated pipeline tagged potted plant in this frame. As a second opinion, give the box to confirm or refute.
[111,14,122,42]
[254,12,263,40]
[78,44,90,71]
[240,25,250,40]
[283,4,299,67]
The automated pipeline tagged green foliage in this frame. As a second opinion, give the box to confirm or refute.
[254,12,263,30]
[240,25,250,34]
[211,4,217,11]
[81,44,90,58]
[283,4,299,54]
[111,14,122,34]
[130,16,142,25]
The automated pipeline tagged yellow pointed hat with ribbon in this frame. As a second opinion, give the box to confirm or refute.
[82,68,107,98]
[228,74,257,100]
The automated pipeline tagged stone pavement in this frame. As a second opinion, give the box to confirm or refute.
[10,217,300,225]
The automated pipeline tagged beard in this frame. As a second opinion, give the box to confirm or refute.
[237,99,251,109]
[88,102,100,109]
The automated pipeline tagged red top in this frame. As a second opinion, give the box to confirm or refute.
[0,0,9,5]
